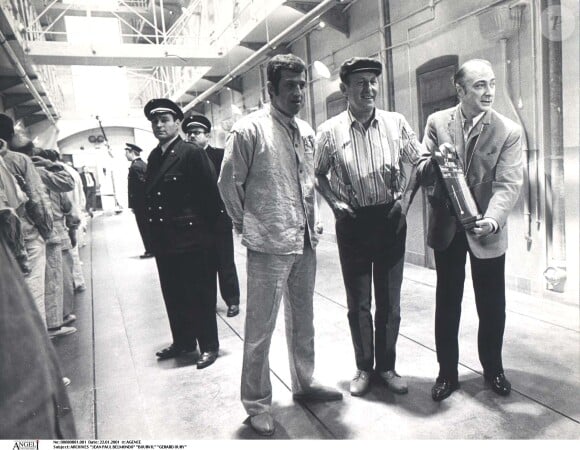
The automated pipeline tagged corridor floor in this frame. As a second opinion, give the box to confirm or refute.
[52,211,580,440]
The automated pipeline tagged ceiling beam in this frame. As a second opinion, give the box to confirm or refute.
[202,76,243,93]
[3,93,35,109]
[22,114,47,128]
[0,76,23,91]
[285,1,350,37]
[25,41,220,67]
[238,42,293,55]
[14,104,42,120]
[31,3,149,17]
[205,92,221,106]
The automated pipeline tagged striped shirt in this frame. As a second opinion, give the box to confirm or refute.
[315,108,423,208]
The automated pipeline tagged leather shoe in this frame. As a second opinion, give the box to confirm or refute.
[227,305,239,317]
[350,370,370,397]
[197,350,218,369]
[248,412,275,436]
[156,344,196,360]
[293,383,343,402]
[377,370,408,394]
[485,372,511,396]
[431,378,459,401]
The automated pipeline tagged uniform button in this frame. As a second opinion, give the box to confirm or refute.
[220,209,224,213]
[159,218,163,222]
[157,192,161,196]
[158,206,162,210]
[173,177,177,180]
[148,207,151,210]
[189,222,193,226]
[149,219,153,222]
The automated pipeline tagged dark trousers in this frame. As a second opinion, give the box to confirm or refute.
[336,203,406,372]
[84,187,96,211]
[133,207,152,254]
[155,250,219,352]
[215,229,240,306]
[434,232,506,382]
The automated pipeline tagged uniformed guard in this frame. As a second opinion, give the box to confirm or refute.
[182,115,241,318]
[124,143,153,258]
[144,98,220,369]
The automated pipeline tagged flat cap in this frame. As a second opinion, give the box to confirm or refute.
[182,115,211,133]
[339,57,382,82]
[144,98,184,121]
[125,143,143,153]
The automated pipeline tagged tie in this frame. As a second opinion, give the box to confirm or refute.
[463,117,473,141]
[464,118,475,172]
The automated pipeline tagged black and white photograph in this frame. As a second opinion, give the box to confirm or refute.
[0,0,578,443]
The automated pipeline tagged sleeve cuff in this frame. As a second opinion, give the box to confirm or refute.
[487,217,500,233]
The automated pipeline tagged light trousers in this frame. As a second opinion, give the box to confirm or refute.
[241,245,316,416]
[70,245,85,289]
[44,242,63,329]
[24,232,46,324]
[62,248,74,318]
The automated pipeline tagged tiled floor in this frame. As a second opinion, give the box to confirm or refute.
[52,211,580,439]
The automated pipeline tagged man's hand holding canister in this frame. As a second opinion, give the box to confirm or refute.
[471,217,498,237]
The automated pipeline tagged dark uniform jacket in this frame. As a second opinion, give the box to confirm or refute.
[145,137,219,255]
[127,157,147,210]
[205,145,233,233]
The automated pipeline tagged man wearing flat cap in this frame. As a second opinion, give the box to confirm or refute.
[125,143,152,258]
[143,98,221,369]
[315,57,423,397]
[183,115,241,318]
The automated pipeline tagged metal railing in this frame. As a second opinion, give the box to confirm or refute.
[0,0,64,117]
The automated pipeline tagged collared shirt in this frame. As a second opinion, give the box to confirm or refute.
[218,104,318,255]
[459,109,485,142]
[315,108,423,208]
[160,135,179,155]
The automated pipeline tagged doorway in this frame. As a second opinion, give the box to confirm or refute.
[416,55,459,268]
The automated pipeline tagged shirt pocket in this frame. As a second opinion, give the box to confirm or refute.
[303,136,315,154]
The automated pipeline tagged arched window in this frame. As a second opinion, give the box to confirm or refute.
[416,55,459,139]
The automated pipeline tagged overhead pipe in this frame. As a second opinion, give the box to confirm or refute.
[499,37,533,248]
[182,0,345,113]
[378,0,396,111]
[0,29,57,126]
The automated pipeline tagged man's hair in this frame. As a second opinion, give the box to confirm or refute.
[453,59,493,88]
[39,149,60,162]
[0,113,15,141]
[266,54,306,96]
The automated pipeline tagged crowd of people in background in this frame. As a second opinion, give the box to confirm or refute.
[0,112,91,438]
